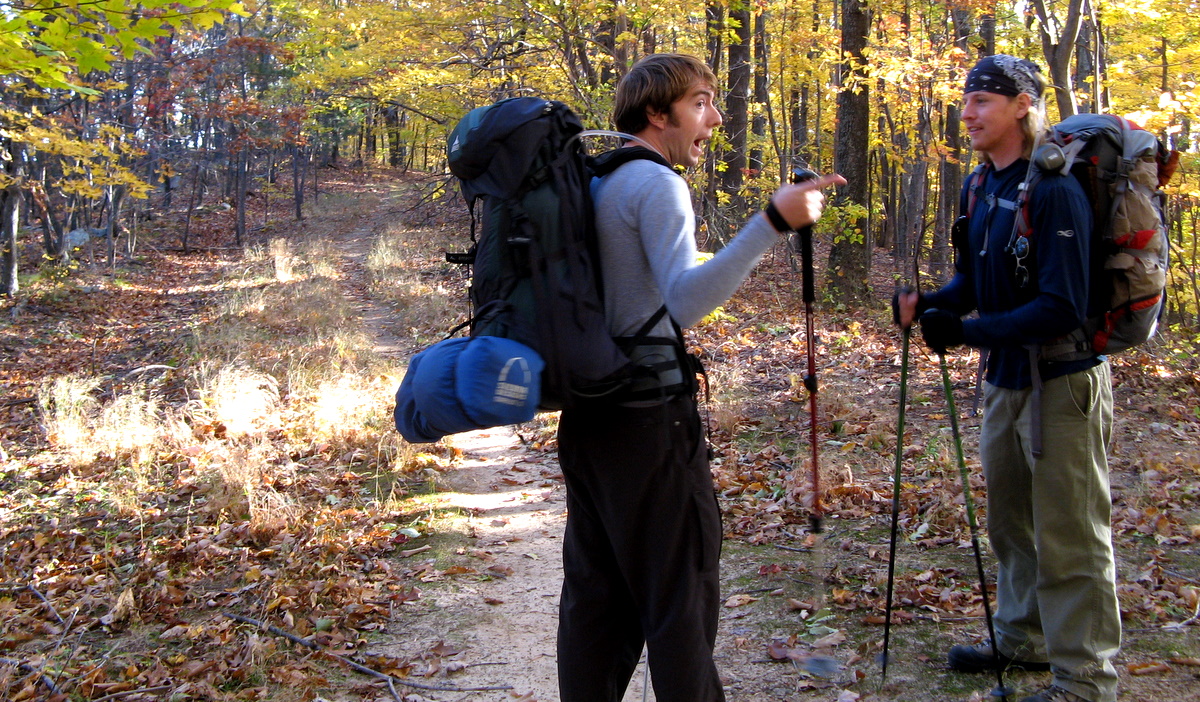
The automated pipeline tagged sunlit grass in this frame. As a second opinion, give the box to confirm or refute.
[269,237,296,282]
[367,224,460,338]
[293,372,387,445]
[30,184,446,532]
[37,373,102,463]
[94,385,163,463]
[708,361,754,437]
[207,440,300,526]
[194,362,281,437]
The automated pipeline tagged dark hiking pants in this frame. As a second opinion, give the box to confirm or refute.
[556,394,725,702]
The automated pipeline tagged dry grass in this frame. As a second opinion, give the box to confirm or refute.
[36,373,103,463]
[194,362,282,437]
[0,174,480,702]
[30,188,441,530]
[367,222,461,340]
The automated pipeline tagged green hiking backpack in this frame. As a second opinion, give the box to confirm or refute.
[443,97,695,410]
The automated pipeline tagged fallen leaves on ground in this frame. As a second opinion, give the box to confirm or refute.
[2,172,1198,700]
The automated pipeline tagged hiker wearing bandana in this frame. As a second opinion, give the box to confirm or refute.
[894,55,1120,702]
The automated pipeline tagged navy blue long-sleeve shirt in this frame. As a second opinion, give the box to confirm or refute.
[924,158,1101,389]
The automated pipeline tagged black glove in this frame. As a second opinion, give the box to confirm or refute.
[919,309,965,355]
[890,287,928,328]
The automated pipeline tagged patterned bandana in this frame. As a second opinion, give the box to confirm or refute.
[964,55,1042,103]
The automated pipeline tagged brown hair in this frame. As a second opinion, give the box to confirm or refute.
[613,54,718,135]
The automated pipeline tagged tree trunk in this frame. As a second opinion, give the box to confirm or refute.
[0,185,19,297]
[292,145,305,220]
[1031,0,1086,119]
[702,3,725,230]
[877,103,896,253]
[827,0,871,304]
[905,102,932,276]
[613,1,630,75]
[312,146,320,204]
[931,8,974,285]
[236,150,248,247]
[791,89,804,165]
[106,185,127,269]
[386,108,402,168]
[706,3,724,76]
[365,105,377,163]
[184,162,201,253]
[722,1,751,210]
[751,11,768,179]
[642,23,656,56]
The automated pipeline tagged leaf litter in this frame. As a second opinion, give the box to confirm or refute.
[0,170,1197,700]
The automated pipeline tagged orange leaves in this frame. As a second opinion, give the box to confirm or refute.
[724,593,760,608]
[441,565,477,576]
[98,588,137,628]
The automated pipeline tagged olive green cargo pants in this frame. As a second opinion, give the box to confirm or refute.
[979,362,1119,702]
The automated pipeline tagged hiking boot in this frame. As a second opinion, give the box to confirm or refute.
[1019,685,1089,702]
[947,642,1051,673]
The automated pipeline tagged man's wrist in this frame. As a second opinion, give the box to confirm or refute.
[764,200,790,233]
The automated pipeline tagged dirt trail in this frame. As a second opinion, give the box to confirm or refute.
[371,427,665,701]
[329,184,911,702]
[378,427,578,700]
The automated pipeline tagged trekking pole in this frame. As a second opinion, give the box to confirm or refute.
[880,324,910,682]
[791,167,823,534]
[938,353,1012,701]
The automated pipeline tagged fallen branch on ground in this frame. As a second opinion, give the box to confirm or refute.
[222,612,514,695]
[0,656,62,696]
[91,685,173,702]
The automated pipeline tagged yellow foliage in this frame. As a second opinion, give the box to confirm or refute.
[1,107,152,200]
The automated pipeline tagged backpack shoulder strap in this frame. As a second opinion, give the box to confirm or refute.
[964,163,990,218]
[1014,166,1043,241]
[631,304,670,339]
[589,145,673,177]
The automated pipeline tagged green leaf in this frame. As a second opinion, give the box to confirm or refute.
[73,37,114,75]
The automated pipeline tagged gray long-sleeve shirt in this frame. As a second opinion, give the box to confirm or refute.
[591,157,781,338]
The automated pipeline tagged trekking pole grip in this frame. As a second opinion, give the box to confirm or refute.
[789,167,818,305]
[799,225,815,304]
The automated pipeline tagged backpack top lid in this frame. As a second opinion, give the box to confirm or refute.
[446,97,582,201]
[1048,114,1172,180]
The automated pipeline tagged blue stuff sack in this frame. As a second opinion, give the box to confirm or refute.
[394,336,544,443]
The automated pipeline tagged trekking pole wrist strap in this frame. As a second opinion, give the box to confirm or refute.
[764,200,791,233]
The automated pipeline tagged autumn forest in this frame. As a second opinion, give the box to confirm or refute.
[1,0,1199,700]
[4,0,1200,306]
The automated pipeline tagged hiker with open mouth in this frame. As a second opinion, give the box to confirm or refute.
[556,52,844,702]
